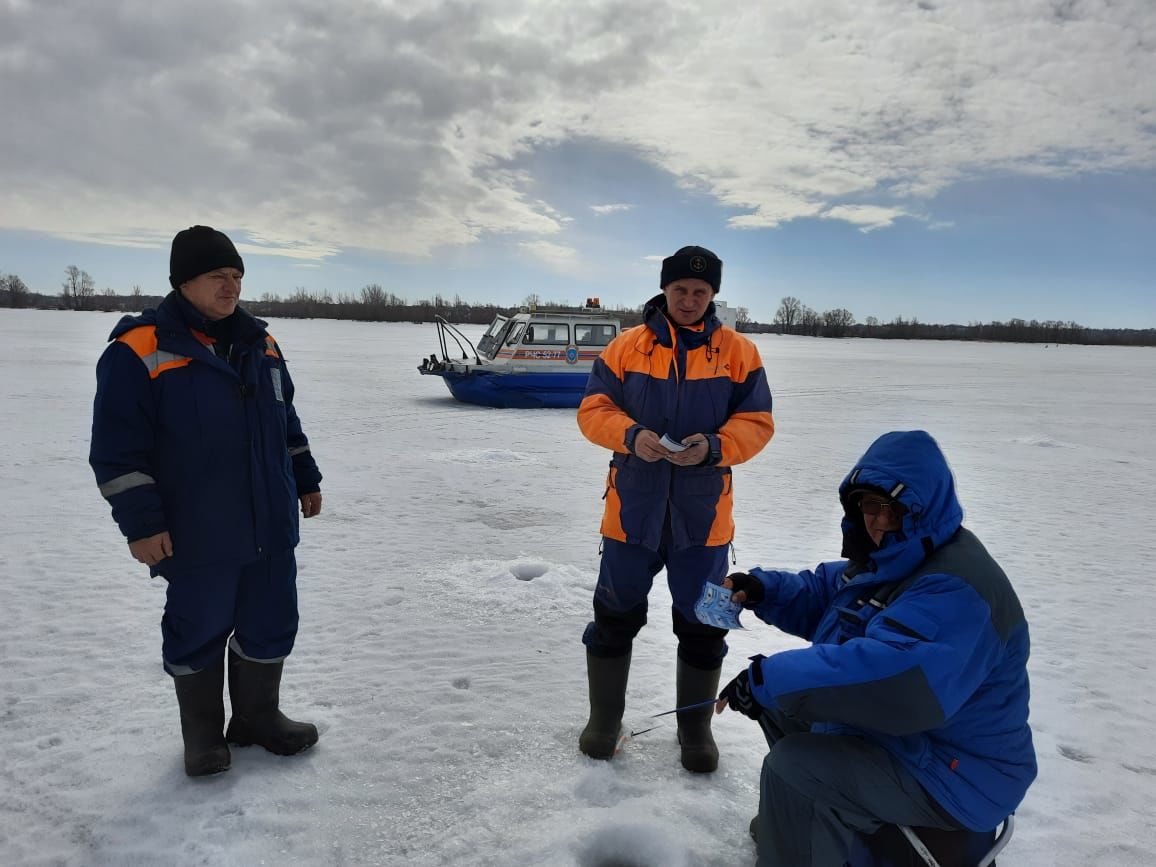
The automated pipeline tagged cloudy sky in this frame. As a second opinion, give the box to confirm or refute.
[2,0,1154,327]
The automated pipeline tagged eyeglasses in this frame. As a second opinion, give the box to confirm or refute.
[858,498,901,517]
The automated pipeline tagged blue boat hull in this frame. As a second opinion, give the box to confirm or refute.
[424,369,591,409]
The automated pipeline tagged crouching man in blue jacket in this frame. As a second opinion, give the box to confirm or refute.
[716,430,1035,866]
[90,226,324,777]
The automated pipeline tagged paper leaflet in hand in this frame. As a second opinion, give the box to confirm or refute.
[694,582,745,630]
[658,433,688,452]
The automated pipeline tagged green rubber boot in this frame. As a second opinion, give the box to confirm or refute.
[676,658,721,773]
[579,650,631,759]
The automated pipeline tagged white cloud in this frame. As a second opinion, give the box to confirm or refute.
[1,0,1153,261]
[517,240,579,271]
[820,204,909,232]
[590,203,634,214]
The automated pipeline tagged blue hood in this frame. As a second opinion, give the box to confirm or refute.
[838,430,964,580]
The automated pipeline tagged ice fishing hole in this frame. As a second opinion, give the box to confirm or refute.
[576,822,688,867]
[510,562,548,581]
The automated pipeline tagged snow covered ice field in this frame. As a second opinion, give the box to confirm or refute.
[2,308,1155,866]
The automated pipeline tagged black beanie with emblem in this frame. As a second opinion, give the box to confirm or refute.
[169,225,245,289]
[659,245,722,294]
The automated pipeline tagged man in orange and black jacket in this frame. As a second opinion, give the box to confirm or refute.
[576,245,774,772]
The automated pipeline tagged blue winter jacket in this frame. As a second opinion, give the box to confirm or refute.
[89,292,322,575]
[746,430,1035,831]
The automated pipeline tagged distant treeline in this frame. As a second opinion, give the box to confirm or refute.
[754,295,1156,346]
[2,269,1153,347]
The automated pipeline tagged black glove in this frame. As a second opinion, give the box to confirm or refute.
[719,655,766,720]
[726,571,765,608]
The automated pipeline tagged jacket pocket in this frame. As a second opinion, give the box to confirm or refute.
[671,467,729,545]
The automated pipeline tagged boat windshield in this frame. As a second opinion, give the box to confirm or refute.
[505,322,527,345]
[476,315,511,359]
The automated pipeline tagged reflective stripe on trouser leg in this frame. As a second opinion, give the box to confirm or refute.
[162,564,243,676]
[231,549,299,662]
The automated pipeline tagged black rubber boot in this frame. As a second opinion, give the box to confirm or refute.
[579,650,631,760]
[225,648,318,756]
[676,658,721,773]
[173,659,231,777]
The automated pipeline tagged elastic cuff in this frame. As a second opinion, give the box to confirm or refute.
[624,424,644,454]
[701,434,722,466]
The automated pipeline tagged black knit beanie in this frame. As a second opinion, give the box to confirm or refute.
[169,225,245,289]
[659,245,722,293]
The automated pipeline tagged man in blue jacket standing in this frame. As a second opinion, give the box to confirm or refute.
[90,226,323,777]
[716,430,1035,866]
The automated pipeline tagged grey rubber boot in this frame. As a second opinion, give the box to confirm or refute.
[225,648,318,756]
[676,658,721,773]
[579,650,631,759]
[173,658,231,777]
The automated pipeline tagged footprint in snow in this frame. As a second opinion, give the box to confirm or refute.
[1058,744,1094,763]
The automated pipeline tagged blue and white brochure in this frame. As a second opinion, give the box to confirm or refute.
[694,582,745,630]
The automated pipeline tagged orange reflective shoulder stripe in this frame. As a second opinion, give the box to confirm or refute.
[265,335,281,359]
[116,326,159,357]
[116,326,193,379]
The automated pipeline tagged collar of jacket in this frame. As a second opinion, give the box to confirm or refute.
[158,291,267,348]
[642,293,720,348]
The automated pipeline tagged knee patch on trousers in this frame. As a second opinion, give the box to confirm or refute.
[673,607,728,669]
[583,601,647,657]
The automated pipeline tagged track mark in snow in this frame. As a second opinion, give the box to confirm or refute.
[1012,434,1068,449]
[573,768,647,808]
[434,448,539,465]
[451,677,471,690]
[1122,763,1156,776]
[1058,744,1094,763]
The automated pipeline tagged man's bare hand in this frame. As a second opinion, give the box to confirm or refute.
[664,435,709,466]
[128,531,173,567]
[300,492,323,518]
[632,429,670,462]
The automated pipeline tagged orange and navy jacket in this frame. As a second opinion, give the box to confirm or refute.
[578,295,774,551]
[89,292,321,575]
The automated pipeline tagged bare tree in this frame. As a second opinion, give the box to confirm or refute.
[61,265,96,310]
[798,305,820,336]
[821,308,856,338]
[773,296,803,334]
[3,274,30,308]
[361,284,386,306]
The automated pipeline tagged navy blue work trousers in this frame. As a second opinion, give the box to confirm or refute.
[582,524,730,669]
[160,548,299,675]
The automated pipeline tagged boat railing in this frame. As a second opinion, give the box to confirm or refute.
[429,315,481,368]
